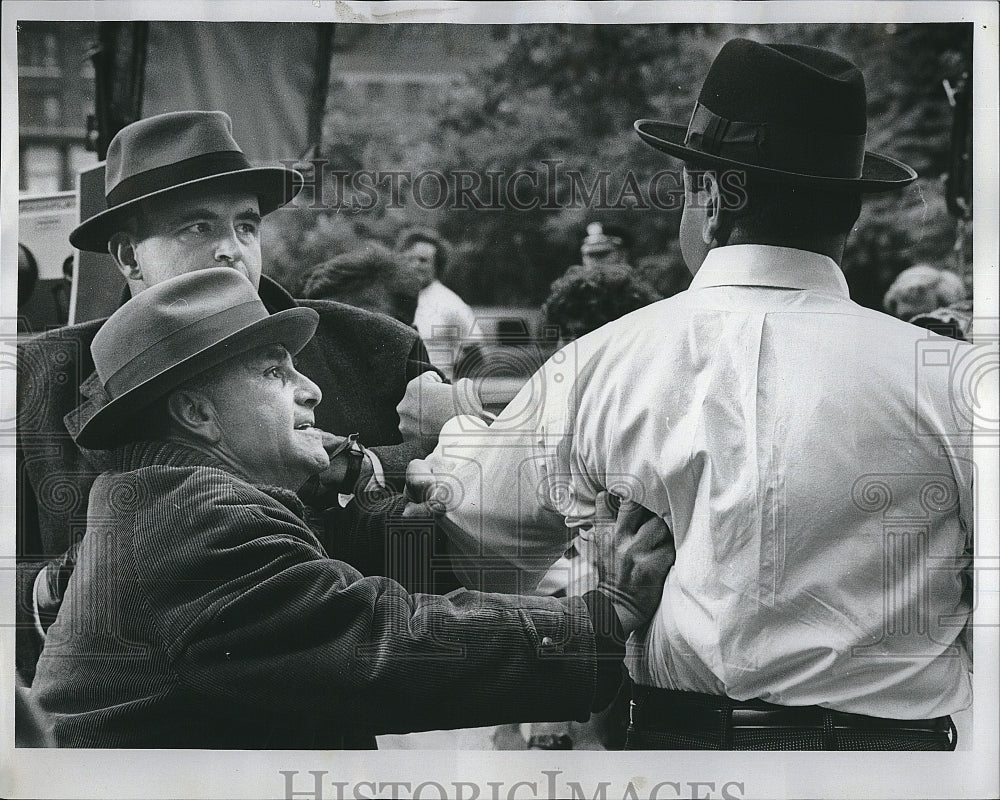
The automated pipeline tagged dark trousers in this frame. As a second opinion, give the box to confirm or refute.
[625,686,957,751]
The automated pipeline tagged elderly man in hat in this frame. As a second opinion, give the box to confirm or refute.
[414,38,974,750]
[27,268,675,748]
[15,111,462,685]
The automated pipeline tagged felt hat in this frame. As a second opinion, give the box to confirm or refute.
[70,110,303,253]
[634,38,917,192]
[75,268,318,449]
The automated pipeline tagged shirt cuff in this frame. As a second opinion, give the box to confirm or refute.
[582,589,627,711]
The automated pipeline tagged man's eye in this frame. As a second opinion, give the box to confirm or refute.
[183,222,211,234]
[237,223,259,236]
[265,366,284,379]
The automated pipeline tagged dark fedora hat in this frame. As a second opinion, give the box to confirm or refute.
[634,38,917,192]
[70,110,304,253]
[75,268,318,449]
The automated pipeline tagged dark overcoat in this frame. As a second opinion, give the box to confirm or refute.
[30,440,597,748]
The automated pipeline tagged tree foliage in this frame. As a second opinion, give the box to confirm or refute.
[264,22,972,311]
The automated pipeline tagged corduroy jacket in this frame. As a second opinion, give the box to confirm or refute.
[30,441,600,748]
[16,276,439,684]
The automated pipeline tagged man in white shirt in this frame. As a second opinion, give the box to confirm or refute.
[397,227,477,379]
[417,38,975,750]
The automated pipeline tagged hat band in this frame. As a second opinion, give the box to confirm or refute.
[103,299,264,397]
[684,103,867,179]
[106,150,253,208]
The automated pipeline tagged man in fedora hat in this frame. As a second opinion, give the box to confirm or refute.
[28,268,675,748]
[15,110,462,685]
[412,38,974,750]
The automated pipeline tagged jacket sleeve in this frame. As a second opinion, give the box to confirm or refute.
[132,469,598,735]
[304,493,459,594]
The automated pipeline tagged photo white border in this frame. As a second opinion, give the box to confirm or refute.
[2,2,997,799]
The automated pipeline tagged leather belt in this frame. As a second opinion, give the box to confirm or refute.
[630,686,952,735]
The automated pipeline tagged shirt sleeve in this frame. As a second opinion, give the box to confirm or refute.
[431,340,604,594]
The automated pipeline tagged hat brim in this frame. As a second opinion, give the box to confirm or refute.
[75,306,319,449]
[69,166,304,253]
[634,120,917,193]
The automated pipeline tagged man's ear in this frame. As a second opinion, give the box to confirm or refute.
[166,389,221,444]
[108,231,144,282]
[699,171,735,248]
[700,172,720,245]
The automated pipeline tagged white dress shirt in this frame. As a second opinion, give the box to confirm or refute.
[430,244,974,719]
[413,280,477,379]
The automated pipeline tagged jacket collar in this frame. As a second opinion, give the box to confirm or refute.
[689,244,850,298]
[257,274,298,313]
[112,438,306,518]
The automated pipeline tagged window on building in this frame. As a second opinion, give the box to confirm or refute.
[18,26,62,76]
[42,95,62,126]
[43,33,59,70]
[22,144,62,194]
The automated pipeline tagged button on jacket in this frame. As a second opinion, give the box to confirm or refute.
[435,244,974,719]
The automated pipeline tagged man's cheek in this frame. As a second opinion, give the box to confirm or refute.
[310,441,331,471]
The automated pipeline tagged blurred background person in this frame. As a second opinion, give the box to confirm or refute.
[18,244,40,335]
[303,242,421,327]
[908,300,973,342]
[579,222,631,269]
[18,243,39,309]
[542,262,661,347]
[397,227,477,379]
[51,255,75,326]
[882,263,966,321]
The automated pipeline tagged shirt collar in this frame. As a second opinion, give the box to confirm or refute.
[689,245,850,298]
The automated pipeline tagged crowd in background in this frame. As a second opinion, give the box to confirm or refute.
[289,219,973,366]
